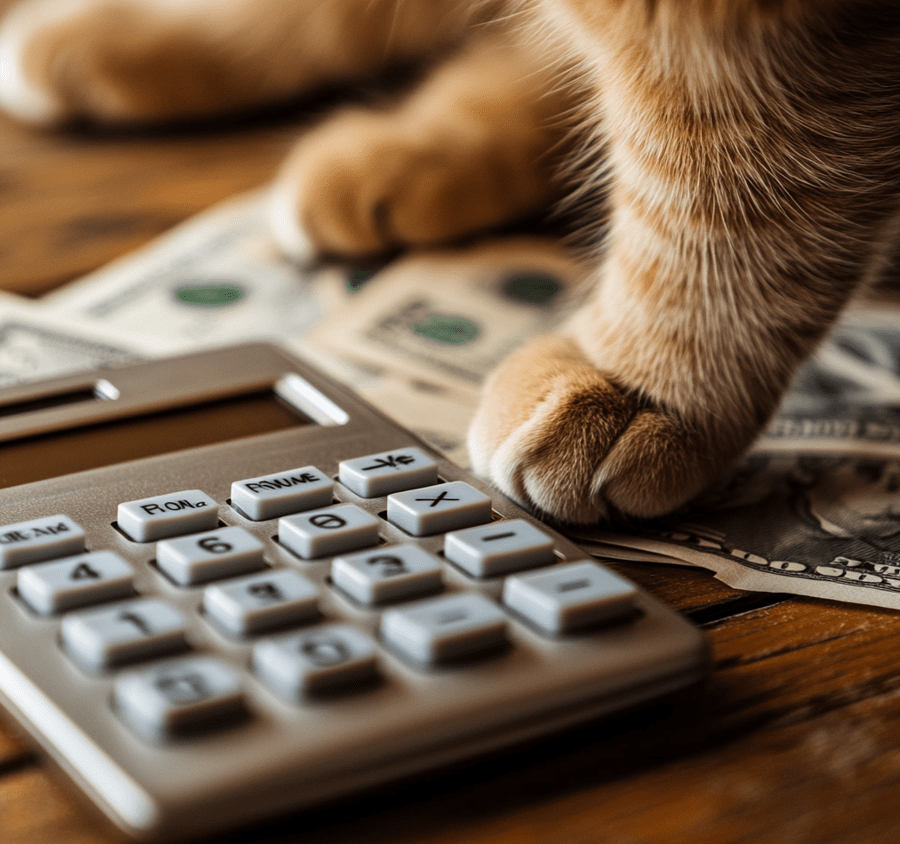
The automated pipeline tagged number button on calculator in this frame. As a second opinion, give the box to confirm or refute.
[156,526,266,586]
[115,656,245,740]
[61,598,188,671]
[278,504,380,559]
[331,544,443,605]
[254,624,379,698]
[17,550,134,615]
[203,570,319,637]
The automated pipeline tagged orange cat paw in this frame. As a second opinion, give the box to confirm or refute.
[270,105,554,261]
[0,0,87,123]
[468,334,729,525]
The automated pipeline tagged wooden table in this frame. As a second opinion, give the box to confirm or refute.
[2,105,900,844]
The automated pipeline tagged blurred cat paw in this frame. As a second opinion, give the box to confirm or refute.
[270,104,553,260]
[467,333,732,525]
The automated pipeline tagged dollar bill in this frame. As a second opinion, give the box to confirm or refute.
[0,292,167,388]
[572,447,900,610]
[43,189,352,354]
[305,237,590,398]
[762,304,900,452]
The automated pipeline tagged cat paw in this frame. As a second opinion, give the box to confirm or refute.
[270,105,554,261]
[0,0,85,123]
[468,333,730,524]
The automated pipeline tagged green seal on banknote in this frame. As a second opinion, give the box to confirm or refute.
[174,283,244,306]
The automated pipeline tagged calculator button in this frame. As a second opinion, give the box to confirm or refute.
[117,490,218,542]
[381,593,507,665]
[17,551,134,615]
[503,561,637,634]
[386,482,492,537]
[114,656,245,739]
[0,515,86,570]
[62,598,188,671]
[278,504,380,559]
[203,569,319,636]
[338,447,438,497]
[331,544,443,605]
[444,519,555,578]
[156,526,266,586]
[231,466,333,520]
[254,624,378,697]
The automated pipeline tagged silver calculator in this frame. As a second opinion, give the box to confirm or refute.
[0,342,708,840]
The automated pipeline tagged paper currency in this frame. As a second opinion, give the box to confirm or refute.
[573,448,900,610]
[305,237,589,399]
[0,291,167,388]
[43,190,351,354]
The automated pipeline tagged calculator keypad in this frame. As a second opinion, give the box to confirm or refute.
[0,447,647,742]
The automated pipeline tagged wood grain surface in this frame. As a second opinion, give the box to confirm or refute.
[1,100,898,844]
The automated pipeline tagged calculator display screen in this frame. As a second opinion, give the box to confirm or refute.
[0,391,313,489]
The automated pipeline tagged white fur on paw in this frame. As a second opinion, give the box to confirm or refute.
[268,180,317,264]
[0,0,94,123]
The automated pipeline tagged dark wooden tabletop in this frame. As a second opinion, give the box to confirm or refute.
[2,104,900,844]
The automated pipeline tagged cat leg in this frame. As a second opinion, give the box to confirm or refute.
[468,10,900,524]
[0,0,474,123]
[270,33,579,260]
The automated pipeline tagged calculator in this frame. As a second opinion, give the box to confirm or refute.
[0,342,708,840]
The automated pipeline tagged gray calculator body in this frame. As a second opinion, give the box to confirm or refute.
[0,343,708,840]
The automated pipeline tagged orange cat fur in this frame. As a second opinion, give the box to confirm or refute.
[1,0,898,524]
